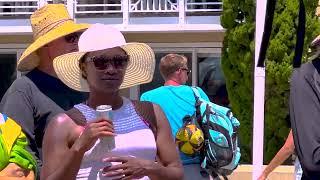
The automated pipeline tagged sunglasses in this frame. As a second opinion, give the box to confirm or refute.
[86,55,129,70]
[181,68,191,75]
[64,32,81,43]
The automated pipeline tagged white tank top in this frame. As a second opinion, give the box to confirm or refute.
[74,97,157,180]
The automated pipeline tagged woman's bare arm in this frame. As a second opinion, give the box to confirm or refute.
[40,113,84,180]
[147,104,183,180]
[41,113,115,180]
[258,130,295,179]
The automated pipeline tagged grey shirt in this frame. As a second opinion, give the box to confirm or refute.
[290,59,320,179]
[0,68,88,174]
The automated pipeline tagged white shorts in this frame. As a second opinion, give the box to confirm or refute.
[294,158,302,180]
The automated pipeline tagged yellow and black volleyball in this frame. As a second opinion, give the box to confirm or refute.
[175,124,204,156]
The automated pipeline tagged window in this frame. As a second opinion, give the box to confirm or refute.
[0,54,17,99]
[197,53,228,106]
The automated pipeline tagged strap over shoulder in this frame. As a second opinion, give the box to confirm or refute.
[131,100,157,136]
[65,107,86,126]
[191,86,202,98]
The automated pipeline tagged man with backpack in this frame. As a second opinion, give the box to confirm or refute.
[141,54,240,179]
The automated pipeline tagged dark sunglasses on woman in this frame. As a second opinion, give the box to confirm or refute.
[87,55,129,70]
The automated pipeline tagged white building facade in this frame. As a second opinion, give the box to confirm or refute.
[0,0,224,101]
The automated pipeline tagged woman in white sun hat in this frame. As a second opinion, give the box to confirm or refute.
[41,24,183,180]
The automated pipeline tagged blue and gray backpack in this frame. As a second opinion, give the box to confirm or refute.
[191,87,241,179]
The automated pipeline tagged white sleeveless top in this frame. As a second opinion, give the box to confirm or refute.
[75,97,157,180]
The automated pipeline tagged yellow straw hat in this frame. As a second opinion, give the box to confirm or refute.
[17,4,90,71]
[53,24,155,92]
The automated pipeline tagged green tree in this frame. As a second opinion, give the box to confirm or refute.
[221,0,320,163]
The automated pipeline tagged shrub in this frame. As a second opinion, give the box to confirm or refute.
[221,0,320,163]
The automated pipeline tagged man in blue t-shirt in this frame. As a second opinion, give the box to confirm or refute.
[140,53,211,180]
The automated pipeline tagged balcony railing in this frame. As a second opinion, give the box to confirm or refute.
[0,0,38,15]
[0,0,222,17]
[186,0,222,12]
[129,0,178,12]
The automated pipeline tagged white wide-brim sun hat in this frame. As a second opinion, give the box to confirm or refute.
[53,23,155,92]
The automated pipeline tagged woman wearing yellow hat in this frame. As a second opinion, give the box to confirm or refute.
[41,24,183,180]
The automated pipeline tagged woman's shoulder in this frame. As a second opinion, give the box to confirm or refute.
[47,113,82,140]
[51,113,74,124]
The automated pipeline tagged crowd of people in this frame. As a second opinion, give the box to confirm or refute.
[0,3,211,180]
[1,2,320,180]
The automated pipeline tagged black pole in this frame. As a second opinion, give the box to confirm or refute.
[257,0,305,68]
[257,0,276,67]
[293,0,305,68]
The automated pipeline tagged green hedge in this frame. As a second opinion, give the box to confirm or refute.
[221,0,320,163]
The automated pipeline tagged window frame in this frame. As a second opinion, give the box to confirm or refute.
[0,44,27,78]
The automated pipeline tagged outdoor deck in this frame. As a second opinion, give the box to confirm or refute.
[229,165,294,180]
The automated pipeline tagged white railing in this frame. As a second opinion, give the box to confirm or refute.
[76,0,122,14]
[129,0,178,12]
[0,0,38,15]
[0,0,222,16]
[186,0,222,12]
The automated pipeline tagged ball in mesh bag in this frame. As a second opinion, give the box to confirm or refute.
[175,124,204,156]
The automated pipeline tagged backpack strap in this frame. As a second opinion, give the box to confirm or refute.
[191,88,225,179]
[256,0,305,68]
[191,86,202,98]
[190,87,203,127]
[131,100,157,138]
[292,0,305,68]
[65,107,87,126]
